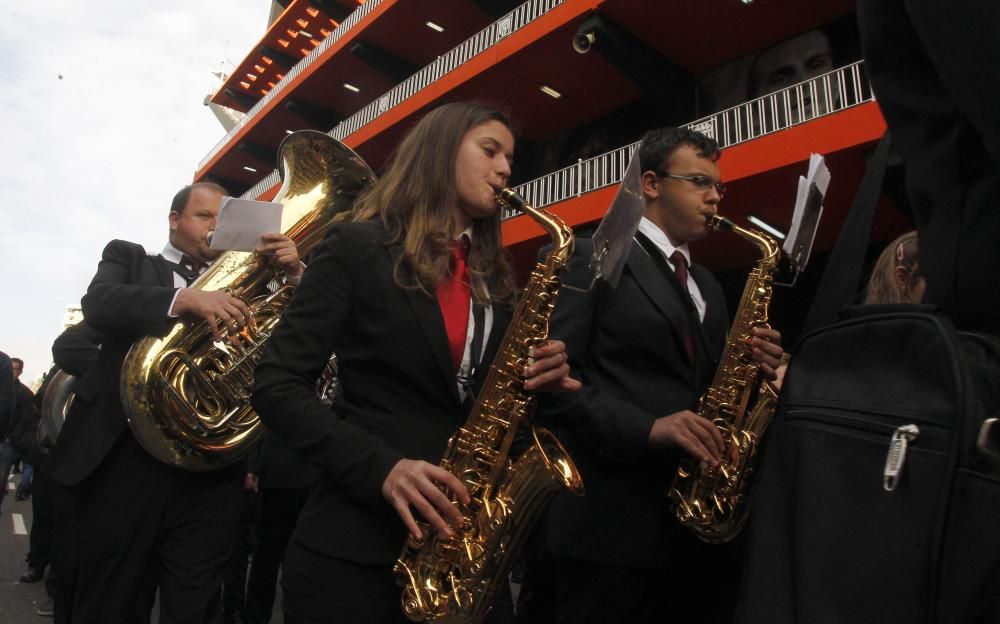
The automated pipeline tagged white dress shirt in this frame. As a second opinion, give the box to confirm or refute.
[636,217,707,321]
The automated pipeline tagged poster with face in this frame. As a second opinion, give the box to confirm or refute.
[697,18,861,119]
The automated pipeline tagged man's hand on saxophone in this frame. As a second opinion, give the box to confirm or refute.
[523,339,581,392]
[648,410,725,466]
[751,326,784,380]
[647,327,784,465]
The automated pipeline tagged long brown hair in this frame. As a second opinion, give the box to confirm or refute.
[864,230,921,304]
[343,101,516,304]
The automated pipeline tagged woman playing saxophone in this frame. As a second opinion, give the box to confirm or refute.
[251,101,578,624]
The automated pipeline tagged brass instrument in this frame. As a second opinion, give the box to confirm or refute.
[37,368,77,453]
[668,214,781,543]
[394,188,585,623]
[121,131,374,470]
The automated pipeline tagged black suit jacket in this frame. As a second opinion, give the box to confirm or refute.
[0,353,12,439]
[44,240,177,486]
[252,221,512,565]
[542,237,728,567]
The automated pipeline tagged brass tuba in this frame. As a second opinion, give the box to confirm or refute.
[121,131,374,471]
[668,215,781,542]
[394,188,585,624]
[38,368,77,453]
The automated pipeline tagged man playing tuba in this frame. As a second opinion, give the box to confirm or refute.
[45,182,303,622]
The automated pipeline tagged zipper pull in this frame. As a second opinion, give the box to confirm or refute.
[883,424,920,492]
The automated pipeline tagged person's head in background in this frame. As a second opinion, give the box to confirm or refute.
[864,231,925,304]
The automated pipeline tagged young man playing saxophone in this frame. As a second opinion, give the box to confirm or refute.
[539,127,784,624]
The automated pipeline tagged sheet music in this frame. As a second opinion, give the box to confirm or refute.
[588,145,645,288]
[209,197,284,252]
[783,153,830,275]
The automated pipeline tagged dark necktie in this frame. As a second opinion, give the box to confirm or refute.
[670,250,696,359]
[436,237,472,372]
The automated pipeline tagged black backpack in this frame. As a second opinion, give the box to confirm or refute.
[737,135,1000,624]
[738,305,1000,623]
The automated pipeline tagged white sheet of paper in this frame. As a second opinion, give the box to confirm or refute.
[783,153,830,272]
[209,197,284,252]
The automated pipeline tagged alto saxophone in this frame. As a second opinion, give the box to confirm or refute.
[121,131,374,471]
[394,188,585,624]
[668,214,781,543]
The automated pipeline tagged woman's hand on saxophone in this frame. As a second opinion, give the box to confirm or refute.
[383,459,472,541]
[648,411,725,467]
[522,340,581,392]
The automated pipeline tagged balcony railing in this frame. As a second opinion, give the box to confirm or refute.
[198,0,386,171]
[239,0,566,201]
[502,61,873,219]
[330,0,565,142]
[236,52,871,220]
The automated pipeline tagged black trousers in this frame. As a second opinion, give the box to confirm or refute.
[223,488,260,621]
[27,467,56,568]
[553,554,739,624]
[280,539,516,624]
[61,434,243,624]
[858,0,1000,335]
[281,540,410,624]
[245,486,310,624]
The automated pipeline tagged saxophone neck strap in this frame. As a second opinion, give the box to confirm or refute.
[457,302,487,403]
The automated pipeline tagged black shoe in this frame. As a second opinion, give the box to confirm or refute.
[19,565,44,583]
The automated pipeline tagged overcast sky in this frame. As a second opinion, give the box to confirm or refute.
[0,2,270,385]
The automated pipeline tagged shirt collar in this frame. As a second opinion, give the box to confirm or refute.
[637,217,691,266]
[161,241,184,264]
[455,226,474,243]
[161,241,214,267]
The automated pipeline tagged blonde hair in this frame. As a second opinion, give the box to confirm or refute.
[339,101,516,304]
[863,231,921,304]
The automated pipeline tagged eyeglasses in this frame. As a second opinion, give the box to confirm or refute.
[656,171,726,198]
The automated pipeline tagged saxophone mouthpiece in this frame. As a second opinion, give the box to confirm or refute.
[708,214,733,231]
[497,187,526,213]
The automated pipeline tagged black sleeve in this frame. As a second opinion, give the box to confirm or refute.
[51,321,103,377]
[9,383,35,446]
[80,240,177,339]
[539,242,656,464]
[246,436,263,475]
[252,225,404,509]
[0,353,13,438]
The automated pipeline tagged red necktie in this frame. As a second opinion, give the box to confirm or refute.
[670,250,696,359]
[436,237,471,371]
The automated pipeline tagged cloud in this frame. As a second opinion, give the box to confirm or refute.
[0,1,267,383]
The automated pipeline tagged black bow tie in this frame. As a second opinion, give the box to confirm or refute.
[173,254,206,284]
[180,254,205,274]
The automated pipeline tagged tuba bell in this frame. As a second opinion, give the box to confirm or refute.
[37,368,77,453]
[121,131,375,471]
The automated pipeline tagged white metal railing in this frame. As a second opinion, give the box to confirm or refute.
[237,53,871,214]
[239,0,566,200]
[685,60,871,149]
[503,61,873,219]
[330,0,565,141]
[199,0,386,171]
